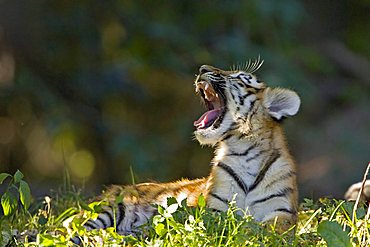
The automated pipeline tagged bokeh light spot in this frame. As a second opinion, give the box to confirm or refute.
[68,150,95,180]
[52,125,77,163]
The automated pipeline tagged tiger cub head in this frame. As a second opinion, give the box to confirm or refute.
[193,60,300,146]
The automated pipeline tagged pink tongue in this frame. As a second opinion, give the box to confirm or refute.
[194,109,221,129]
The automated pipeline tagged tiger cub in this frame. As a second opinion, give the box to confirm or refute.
[85,60,300,235]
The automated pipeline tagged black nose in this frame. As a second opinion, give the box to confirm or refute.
[199,65,214,74]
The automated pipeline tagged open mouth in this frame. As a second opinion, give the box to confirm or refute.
[194,79,225,129]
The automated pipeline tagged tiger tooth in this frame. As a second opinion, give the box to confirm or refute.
[205,83,209,91]
[195,81,203,93]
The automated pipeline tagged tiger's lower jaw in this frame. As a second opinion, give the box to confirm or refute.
[194,113,234,146]
[194,130,219,146]
[194,130,226,146]
[194,123,223,146]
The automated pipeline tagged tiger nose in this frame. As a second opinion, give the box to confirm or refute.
[199,65,215,74]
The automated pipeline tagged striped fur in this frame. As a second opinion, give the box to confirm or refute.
[85,61,300,236]
[84,178,208,235]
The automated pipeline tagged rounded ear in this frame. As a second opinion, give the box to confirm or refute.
[263,88,301,120]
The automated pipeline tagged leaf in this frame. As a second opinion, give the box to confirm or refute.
[158,205,164,215]
[13,170,24,184]
[155,223,166,237]
[1,191,17,216]
[37,233,55,246]
[19,180,31,210]
[0,173,11,184]
[79,200,93,212]
[180,197,187,208]
[318,221,351,247]
[166,197,177,207]
[342,201,366,219]
[88,201,104,212]
[198,194,206,208]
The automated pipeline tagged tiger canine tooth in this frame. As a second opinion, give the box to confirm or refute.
[195,80,218,101]
[195,80,203,93]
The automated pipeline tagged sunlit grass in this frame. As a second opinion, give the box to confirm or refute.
[1,192,369,246]
[1,169,369,246]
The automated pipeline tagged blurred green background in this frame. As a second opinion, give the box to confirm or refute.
[0,0,369,200]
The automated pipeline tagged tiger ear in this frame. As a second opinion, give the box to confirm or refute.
[263,88,300,120]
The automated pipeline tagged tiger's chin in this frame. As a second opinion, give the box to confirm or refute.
[194,128,220,146]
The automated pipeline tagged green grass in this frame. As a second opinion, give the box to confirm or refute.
[1,172,369,246]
